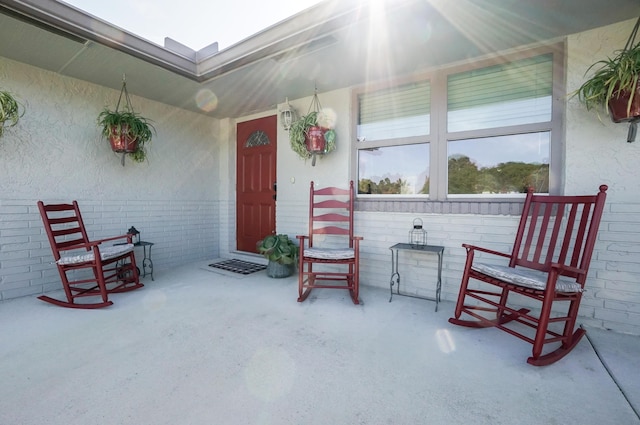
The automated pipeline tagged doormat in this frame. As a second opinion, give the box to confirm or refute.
[208,259,266,275]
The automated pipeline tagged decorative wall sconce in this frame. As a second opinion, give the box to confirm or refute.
[280,97,297,131]
[409,218,427,249]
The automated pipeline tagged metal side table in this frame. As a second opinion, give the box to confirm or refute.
[135,241,154,280]
[115,241,154,280]
[389,243,444,311]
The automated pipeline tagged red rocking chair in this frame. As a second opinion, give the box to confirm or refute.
[297,181,363,304]
[449,185,608,366]
[37,201,143,309]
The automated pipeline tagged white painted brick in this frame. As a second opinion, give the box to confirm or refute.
[594,308,640,330]
[606,300,640,314]
[610,203,640,213]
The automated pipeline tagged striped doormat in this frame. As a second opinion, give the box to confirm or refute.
[208,259,266,275]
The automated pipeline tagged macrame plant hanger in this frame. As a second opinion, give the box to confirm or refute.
[116,73,134,165]
[622,17,640,143]
[307,87,323,166]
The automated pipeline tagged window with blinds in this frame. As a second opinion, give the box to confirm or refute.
[353,46,562,200]
[448,54,552,132]
[357,81,430,141]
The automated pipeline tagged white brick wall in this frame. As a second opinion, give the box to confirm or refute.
[275,200,640,335]
[360,206,639,334]
[353,211,520,302]
[0,199,219,300]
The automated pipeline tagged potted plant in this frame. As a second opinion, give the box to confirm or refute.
[574,19,640,123]
[0,89,24,137]
[289,91,337,165]
[98,108,155,163]
[256,234,299,278]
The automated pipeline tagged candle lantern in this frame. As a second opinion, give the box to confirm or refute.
[409,218,427,249]
[127,226,140,245]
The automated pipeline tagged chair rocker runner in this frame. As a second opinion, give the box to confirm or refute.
[37,201,143,309]
[297,181,363,304]
[448,185,608,366]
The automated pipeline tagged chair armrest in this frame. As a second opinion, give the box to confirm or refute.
[462,243,510,258]
[296,235,308,253]
[551,263,587,277]
[352,236,362,250]
[93,234,134,244]
[60,234,132,252]
[60,235,133,253]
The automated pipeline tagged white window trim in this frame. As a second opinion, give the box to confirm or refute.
[352,41,566,206]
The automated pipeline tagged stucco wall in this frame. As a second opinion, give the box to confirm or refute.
[0,57,220,299]
[565,19,640,334]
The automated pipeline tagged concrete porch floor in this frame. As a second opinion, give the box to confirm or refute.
[1,260,639,425]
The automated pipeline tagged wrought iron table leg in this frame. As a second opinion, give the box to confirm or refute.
[389,247,400,302]
[141,243,154,280]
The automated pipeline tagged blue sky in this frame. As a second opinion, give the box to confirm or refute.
[62,0,322,51]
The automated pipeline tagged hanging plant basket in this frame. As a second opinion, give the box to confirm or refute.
[97,75,155,165]
[289,90,337,166]
[107,123,139,153]
[608,85,640,123]
[573,16,640,141]
[305,126,327,153]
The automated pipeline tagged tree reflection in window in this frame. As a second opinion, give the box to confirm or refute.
[448,133,550,194]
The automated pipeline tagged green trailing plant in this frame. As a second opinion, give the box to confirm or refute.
[0,90,24,137]
[573,18,640,120]
[98,77,156,164]
[256,234,299,265]
[97,108,155,163]
[289,110,336,160]
[289,90,337,163]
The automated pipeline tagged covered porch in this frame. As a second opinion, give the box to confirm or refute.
[1,263,638,424]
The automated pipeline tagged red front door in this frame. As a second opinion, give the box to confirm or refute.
[236,116,277,253]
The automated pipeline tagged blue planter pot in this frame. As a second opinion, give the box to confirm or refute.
[266,261,295,278]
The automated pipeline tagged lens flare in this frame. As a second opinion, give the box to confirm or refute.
[142,289,167,311]
[244,346,296,402]
[195,89,218,112]
[436,328,456,354]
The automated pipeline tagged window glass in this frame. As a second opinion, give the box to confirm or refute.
[354,49,560,200]
[358,144,429,195]
[448,132,550,194]
[358,82,430,141]
[448,54,552,132]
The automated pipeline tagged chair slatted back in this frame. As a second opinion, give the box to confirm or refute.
[308,181,355,248]
[510,185,608,284]
[38,201,91,261]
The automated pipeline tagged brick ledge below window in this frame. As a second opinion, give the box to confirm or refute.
[355,199,525,215]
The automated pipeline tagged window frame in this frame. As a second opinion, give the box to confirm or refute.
[352,42,566,204]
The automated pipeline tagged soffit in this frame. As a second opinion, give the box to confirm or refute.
[0,0,638,119]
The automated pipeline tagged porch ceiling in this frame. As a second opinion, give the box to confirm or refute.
[0,0,638,119]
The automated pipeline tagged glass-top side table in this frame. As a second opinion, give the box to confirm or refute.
[389,243,444,311]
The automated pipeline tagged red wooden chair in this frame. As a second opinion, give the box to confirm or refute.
[37,201,143,309]
[449,185,608,366]
[297,181,363,304]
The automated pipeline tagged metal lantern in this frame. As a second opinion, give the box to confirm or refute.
[280,97,297,131]
[409,218,427,249]
[127,226,140,245]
